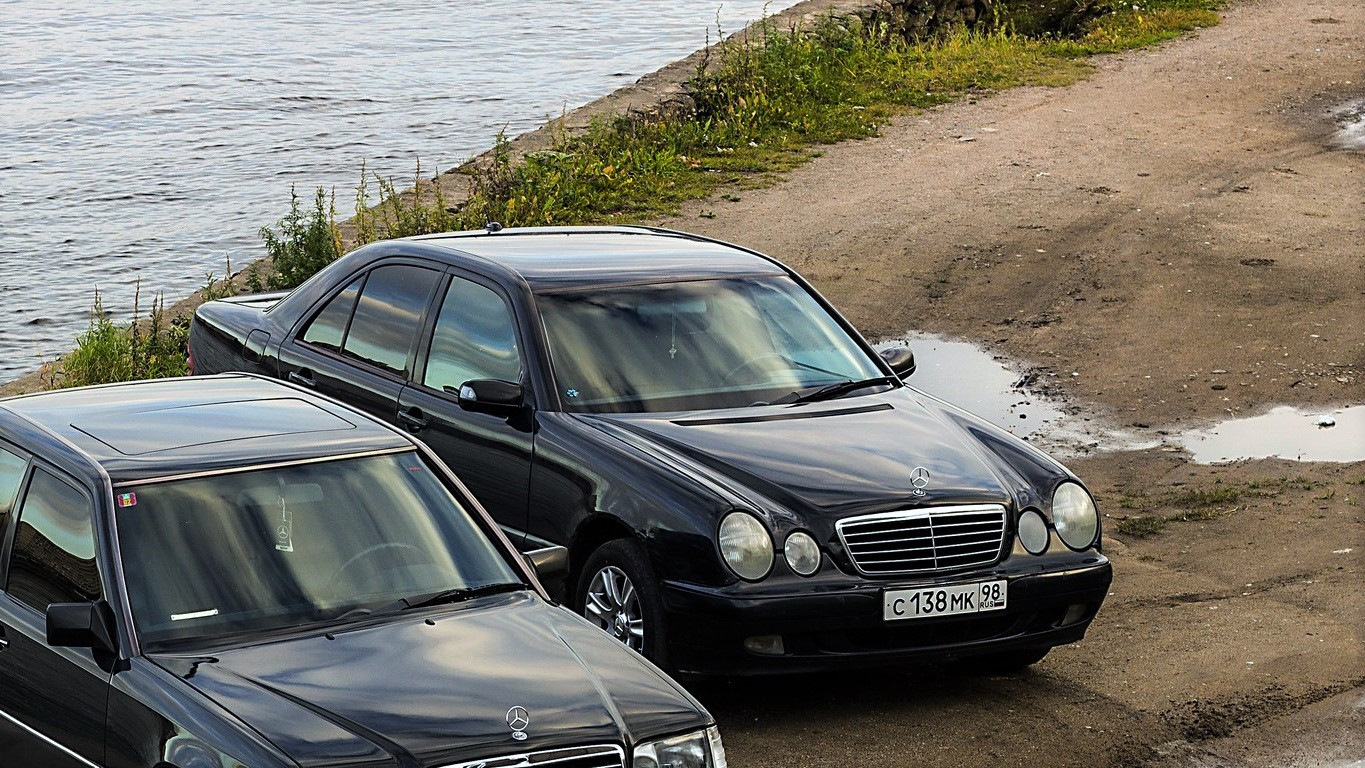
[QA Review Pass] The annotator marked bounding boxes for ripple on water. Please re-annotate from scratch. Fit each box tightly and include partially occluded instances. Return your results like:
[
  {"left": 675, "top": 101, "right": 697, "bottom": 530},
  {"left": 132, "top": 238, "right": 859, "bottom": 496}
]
[{"left": 0, "top": 0, "right": 797, "bottom": 382}]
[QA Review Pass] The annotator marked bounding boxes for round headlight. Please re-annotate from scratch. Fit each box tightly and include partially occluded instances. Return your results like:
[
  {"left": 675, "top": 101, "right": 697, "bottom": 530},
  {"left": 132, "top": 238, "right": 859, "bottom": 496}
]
[
  {"left": 783, "top": 531, "right": 821, "bottom": 576},
  {"left": 1017, "top": 509, "right": 1049, "bottom": 554},
  {"left": 719, "top": 512, "right": 773, "bottom": 581},
  {"left": 1052, "top": 482, "right": 1099, "bottom": 551}
]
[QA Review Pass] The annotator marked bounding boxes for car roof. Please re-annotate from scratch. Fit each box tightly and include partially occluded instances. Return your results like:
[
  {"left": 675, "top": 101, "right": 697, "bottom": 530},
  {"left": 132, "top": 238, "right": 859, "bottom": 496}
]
[
  {"left": 405, "top": 226, "right": 787, "bottom": 292},
  {"left": 0, "top": 374, "right": 412, "bottom": 484}
]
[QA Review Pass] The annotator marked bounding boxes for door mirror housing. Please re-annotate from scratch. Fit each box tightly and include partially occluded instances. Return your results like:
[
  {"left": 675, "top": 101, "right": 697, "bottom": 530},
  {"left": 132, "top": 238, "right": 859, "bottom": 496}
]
[
  {"left": 46, "top": 601, "right": 117, "bottom": 653},
  {"left": 879, "top": 345, "right": 916, "bottom": 378},
  {"left": 523, "top": 545, "right": 570, "bottom": 580},
  {"left": 453, "top": 379, "right": 524, "bottom": 414}
]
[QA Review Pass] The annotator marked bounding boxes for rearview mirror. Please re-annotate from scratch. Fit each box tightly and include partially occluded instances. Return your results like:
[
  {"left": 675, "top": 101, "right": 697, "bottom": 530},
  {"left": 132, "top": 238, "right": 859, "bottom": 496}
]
[
  {"left": 452, "top": 379, "right": 524, "bottom": 414},
  {"left": 46, "top": 601, "right": 118, "bottom": 653},
  {"left": 879, "top": 345, "right": 916, "bottom": 378}
]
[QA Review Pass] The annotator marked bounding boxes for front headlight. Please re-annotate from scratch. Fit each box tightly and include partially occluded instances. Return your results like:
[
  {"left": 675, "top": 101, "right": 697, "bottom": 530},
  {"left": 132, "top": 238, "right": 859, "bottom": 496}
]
[
  {"left": 633, "top": 726, "right": 727, "bottom": 768},
  {"left": 1052, "top": 482, "right": 1099, "bottom": 551},
  {"left": 718, "top": 512, "right": 773, "bottom": 581}
]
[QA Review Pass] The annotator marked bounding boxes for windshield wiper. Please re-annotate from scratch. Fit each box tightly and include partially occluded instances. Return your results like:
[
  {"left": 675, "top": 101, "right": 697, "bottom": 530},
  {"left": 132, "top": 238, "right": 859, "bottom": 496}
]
[
  {"left": 400, "top": 581, "right": 527, "bottom": 611},
  {"left": 768, "top": 375, "right": 898, "bottom": 406}
]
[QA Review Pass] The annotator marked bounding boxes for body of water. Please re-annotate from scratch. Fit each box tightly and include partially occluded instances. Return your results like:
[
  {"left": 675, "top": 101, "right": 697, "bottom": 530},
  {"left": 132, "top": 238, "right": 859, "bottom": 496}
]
[{"left": 0, "top": 0, "right": 794, "bottom": 380}]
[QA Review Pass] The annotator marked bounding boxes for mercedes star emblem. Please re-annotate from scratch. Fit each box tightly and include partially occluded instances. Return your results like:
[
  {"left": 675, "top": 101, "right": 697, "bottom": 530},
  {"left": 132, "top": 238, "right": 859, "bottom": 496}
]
[
  {"left": 506, "top": 706, "right": 530, "bottom": 740},
  {"left": 910, "top": 466, "right": 931, "bottom": 492}
]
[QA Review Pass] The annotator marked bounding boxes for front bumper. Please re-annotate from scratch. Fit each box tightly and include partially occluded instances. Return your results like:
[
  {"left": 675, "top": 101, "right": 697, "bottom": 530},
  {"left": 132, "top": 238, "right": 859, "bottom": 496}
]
[{"left": 661, "top": 555, "right": 1112, "bottom": 676}]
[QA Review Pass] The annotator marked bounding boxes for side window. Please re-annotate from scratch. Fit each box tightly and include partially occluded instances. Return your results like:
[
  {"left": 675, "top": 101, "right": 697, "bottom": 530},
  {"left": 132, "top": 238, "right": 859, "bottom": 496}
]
[
  {"left": 0, "top": 446, "right": 27, "bottom": 535},
  {"left": 301, "top": 274, "right": 365, "bottom": 351},
  {"left": 423, "top": 277, "right": 522, "bottom": 390},
  {"left": 6, "top": 469, "right": 101, "bottom": 612},
  {"left": 342, "top": 265, "right": 440, "bottom": 376}
]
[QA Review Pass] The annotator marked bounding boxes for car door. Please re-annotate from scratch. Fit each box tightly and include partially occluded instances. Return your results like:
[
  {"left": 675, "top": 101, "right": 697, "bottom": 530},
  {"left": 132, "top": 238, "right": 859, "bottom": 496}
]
[
  {"left": 397, "top": 272, "right": 533, "bottom": 545},
  {"left": 0, "top": 458, "right": 110, "bottom": 766},
  {"left": 277, "top": 260, "right": 443, "bottom": 426}
]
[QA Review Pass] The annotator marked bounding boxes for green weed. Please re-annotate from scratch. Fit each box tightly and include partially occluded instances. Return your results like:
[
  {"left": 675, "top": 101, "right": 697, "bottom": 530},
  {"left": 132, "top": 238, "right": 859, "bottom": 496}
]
[
  {"left": 58, "top": 285, "right": 187, "bottom": 388},
  {"left": 258, "top": 186, "right": 343, "bottom": 290}
]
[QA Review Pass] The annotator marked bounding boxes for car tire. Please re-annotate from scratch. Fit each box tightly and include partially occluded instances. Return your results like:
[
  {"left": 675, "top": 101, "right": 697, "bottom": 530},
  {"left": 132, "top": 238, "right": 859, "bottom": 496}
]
[
  {"left": 575, "top": 538, "right": 669, "bottom": 669},
  {"left": 971, "top": 647, "right": 1050, "bottom": 674}
]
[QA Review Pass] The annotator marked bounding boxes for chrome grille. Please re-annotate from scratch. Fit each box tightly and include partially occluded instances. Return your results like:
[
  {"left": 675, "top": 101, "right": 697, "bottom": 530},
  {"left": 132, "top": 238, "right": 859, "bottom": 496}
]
[
  {"left": 442, "top": 744, "right": 624, "bottom": 768},
  {"left": 836, "top": 504, "right": 1008, "bottom": 576}
]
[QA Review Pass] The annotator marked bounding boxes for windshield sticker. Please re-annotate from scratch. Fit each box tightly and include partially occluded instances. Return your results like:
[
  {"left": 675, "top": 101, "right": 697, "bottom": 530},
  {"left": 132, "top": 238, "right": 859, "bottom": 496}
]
[
  {"left": 275, "top": 494, "right": 293, "bottom": 553},
  {"left": 566, "top": 388, "right": 580, "bottom": 398},
  {"left": 116, "top": 492, "right": 137, "bottom": 508},
  {"left": 170, "top": 608, "right": 219, "bottom": 622}
]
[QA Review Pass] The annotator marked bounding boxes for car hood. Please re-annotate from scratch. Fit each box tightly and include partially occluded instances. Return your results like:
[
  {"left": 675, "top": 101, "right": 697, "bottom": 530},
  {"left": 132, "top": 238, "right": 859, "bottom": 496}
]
[
  {"left": 151, "top": 593, "right": 706, "bottom": 768},
  {"left": 582, "top": 389, "right": 1021, "bottom": 519}
]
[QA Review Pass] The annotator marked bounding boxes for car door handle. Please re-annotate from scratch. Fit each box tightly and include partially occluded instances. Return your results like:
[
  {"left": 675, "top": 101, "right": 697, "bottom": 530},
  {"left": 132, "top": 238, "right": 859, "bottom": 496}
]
[
  {"left": 0, "top": 627, "right": 8, "bottom": 651},
  {"left": 287, "top": 369, "right": 316, "bottom": 388},
  {"left": 398, "top": 409, "right": 429, "bottom": 432}
]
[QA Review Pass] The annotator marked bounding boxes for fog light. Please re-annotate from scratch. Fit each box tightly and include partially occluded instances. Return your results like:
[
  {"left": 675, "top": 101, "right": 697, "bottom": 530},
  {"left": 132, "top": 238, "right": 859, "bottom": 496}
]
[
  {"left": 743, "top": 635, "right": 785, "bottom": 656},
  {"left": 1061, "top": 603, "right": 1090, "bottom": 626}
]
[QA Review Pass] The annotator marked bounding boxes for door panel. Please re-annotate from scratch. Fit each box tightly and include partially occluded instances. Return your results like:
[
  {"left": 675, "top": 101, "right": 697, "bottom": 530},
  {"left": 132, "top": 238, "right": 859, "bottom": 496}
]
[
  {"left": 0, "top": 468, "right": 109, "bottom": 766},
  {"left": 396, "top": 385, "right": 533, "bottom": 544},
  {"left": 278, "top": 263, "right": 441, "bottom": 426},
  {"left": 399, "top": 274, "right": 533, "bottom": 543},
  {"left": 0, "top": 600, "right": 108, "bottom": 768}
]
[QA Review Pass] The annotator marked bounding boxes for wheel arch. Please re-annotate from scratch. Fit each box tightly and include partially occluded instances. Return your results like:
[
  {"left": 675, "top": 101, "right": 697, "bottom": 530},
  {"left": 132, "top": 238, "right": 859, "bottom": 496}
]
[{"left": 568, "top": 514, "right": 638, "bottom": 595}]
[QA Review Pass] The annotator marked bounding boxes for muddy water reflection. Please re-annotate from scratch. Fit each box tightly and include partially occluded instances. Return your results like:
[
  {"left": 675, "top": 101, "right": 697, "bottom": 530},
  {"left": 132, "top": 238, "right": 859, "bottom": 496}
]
[
  {"left": 1178, "top": 405, "right": 1365, "bottom": 464},
  {"left": 1333, "top": 99, "right": 1365, "bottom": 150},
  {"left": 879, "top": 335, "right": 1065, "bottom": 439}
]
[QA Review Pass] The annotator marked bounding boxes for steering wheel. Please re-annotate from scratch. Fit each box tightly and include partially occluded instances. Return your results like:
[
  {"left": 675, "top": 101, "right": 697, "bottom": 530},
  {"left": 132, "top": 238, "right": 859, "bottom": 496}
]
[
  {"left": 720, "top": 352, "right": 793, "bottom": 386},
  {"left": 329, "top": 542, "right": 425, "bottom": 587}
]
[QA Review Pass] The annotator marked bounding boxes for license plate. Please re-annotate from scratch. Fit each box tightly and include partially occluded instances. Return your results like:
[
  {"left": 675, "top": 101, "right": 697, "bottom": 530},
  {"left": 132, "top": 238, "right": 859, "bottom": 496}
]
[{"left": 883, "top": 580, "right": 1007, "bottom": 621}]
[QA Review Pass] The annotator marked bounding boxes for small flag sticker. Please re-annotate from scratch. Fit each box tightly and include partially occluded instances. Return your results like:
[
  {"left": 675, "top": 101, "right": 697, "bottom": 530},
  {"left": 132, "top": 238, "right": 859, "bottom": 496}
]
[{"left": 116, "top": 492, "right": 137, "bottom": 508}]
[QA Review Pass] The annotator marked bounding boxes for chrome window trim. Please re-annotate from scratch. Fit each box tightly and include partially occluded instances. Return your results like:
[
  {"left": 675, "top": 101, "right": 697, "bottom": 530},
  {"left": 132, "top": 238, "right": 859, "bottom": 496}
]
[
  {"left": 0, "top": 705, "right": 101, "bottom": 767},
  {"left": 439, "top": 743, "right": 625, "bottom": 768},
  {"left": 835, "top": 503, "right": 1008, "bottom": 577}
]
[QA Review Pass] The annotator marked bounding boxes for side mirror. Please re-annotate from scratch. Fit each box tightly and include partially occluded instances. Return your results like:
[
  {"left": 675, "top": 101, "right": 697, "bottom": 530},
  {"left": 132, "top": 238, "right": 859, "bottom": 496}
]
[
  {"left": 46, "top": 601, "right": 117, "bottom": 653},
  {"left": 879, "top": 345, "right": 916, "bottom": 378},
  {"left": 452, "top": 379, "right": 524, "bottom": 414},
  {"left": 522, "top": 545, "right": 570, "bottom": 581}
]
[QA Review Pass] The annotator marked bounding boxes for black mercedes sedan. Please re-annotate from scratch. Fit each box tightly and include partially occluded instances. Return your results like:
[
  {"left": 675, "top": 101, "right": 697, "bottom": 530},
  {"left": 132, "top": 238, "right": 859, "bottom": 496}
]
[
  {"left": 190, "top": 226, "right": 1113, "bottom": 675},
  {"left": 0, "top": 375, "right": 723, "bottom": 768}
]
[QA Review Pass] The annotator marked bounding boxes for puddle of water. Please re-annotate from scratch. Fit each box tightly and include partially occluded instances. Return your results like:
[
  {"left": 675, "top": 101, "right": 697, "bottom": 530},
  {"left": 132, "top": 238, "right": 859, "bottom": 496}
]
[
  {"left": 878, "top": 335, "right": 1065, "bottom": 439},
  {"left": 1332, "top": 99, "right": 1365, "bottom": 150},
  {"left": 876, "top": 333, "right": 1153, "bottom": 457},
  {"left": 1177, "top": 405, "right": 1365, "bottom": 464}
]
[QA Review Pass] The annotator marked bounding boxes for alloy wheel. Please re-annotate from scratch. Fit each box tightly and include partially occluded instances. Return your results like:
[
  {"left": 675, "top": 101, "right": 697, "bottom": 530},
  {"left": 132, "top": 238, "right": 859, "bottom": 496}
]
[{"left": 584, "top": 565, "right": 645, "bottom": 652}]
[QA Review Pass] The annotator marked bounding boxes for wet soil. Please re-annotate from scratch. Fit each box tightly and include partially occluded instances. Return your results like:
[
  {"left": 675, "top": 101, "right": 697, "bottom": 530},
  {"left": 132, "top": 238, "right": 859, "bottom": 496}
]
[{"left": 664, "top": 0, "right": 1364, "bottom": 765}]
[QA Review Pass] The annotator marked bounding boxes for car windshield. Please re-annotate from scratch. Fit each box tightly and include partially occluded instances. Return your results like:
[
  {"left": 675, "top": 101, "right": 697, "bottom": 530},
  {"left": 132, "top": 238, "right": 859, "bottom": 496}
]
[
  {"left": 114, "top": 452, "right": 522, "bottom": 650},
  {"left": 538, "top": 276, "right": 886, "bottom": 413}
]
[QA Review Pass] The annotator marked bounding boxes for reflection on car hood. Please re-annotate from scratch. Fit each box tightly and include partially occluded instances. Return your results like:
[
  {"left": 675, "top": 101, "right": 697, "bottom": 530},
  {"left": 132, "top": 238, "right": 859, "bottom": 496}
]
[
  {"left": 586, "top": 389, "right": 1019, "bottom": 517},
  {"left": 152, "top": 593, "right": 706, "bottom": 767}
]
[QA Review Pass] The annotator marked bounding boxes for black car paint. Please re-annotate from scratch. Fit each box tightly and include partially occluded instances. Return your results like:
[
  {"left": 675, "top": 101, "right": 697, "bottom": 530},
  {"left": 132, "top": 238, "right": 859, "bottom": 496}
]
[
  {"left": 0, "top": 375, "right": 711, "bottom": 767},
  {"left": 190, "top": 226, "right": 1113, "bottom": 674}
]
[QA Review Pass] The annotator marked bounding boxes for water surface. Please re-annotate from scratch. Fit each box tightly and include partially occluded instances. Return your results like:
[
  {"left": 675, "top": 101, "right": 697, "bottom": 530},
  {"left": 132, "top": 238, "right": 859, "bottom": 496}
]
[{"left": 0, "top": 0, "right": 793, "bottom": 379}]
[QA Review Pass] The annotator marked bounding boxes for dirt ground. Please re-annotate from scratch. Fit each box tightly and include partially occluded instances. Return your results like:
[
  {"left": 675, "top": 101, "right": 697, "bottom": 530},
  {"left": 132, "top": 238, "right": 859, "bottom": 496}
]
[{"left": 661, "top": 0, "right": 1364, "bottom": 765}]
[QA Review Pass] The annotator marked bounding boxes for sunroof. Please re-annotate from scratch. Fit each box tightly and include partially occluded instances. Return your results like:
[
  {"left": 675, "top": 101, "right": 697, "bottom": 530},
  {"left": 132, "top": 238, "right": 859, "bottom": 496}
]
[{"left": 72, "top": 398, "right": 357, "bottom": 456}]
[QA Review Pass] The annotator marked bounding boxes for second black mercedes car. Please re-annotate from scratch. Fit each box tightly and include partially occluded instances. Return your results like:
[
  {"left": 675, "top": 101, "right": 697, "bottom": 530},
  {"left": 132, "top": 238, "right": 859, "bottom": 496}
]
[
  {"left": 0, "top": 375, "right": 723, "bottom": 768},
  {"left": 190, "top": 226, "right": 1113, "bottom": 675}
]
